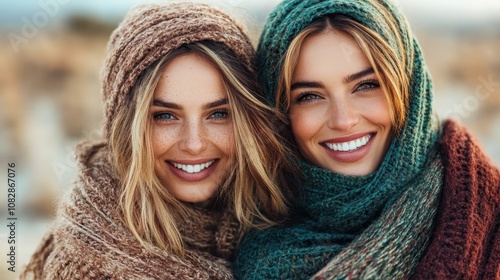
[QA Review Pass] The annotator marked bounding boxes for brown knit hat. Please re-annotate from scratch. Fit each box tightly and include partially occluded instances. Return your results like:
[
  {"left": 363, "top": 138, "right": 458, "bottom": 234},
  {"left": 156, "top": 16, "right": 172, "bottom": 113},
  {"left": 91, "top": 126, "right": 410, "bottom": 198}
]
[{"left": 101, "top": 2, "right": 255, "bottom": 136}]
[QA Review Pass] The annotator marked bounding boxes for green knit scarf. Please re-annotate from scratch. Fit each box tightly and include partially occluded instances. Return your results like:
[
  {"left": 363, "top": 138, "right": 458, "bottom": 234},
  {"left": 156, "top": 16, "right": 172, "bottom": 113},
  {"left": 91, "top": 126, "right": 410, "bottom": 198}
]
[
  {"left": 234, "top": 150, "right": 443, "bottom": 279},
  {"left": 233, "top": 0, "right": 443, "bottom": 279}
]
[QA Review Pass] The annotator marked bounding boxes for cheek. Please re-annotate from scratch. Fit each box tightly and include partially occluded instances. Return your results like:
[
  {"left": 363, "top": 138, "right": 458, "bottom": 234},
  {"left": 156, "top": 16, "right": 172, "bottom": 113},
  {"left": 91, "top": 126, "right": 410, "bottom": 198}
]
[
  {"left": 151, "top": 125, "right": 177, "bottom": 156},
  {"left": 209, "top": 124, "right": 235, "bottom": 157},
  {"left": 359, "top": 97, "right": 392, "bottom": 128},
  {"left": 289, "top": 106, "right": 325, "bottom": 144}
]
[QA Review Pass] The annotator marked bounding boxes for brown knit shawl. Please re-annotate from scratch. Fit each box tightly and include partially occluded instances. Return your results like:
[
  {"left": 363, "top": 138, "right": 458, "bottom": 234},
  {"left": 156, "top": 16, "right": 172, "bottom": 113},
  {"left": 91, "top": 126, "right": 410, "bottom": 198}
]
[
  {"left": 412, "top": 119, "right": 500, "bottom": 279},
  {"left": 21, "top": 141, "right": 240, "bottom": 279}
]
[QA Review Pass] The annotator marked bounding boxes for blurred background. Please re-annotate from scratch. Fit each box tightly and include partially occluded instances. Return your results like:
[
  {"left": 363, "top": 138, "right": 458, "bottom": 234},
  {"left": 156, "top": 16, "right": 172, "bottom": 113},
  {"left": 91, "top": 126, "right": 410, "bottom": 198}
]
[{"left": 0, "top": 0, "right": 499, "bottom": 278}]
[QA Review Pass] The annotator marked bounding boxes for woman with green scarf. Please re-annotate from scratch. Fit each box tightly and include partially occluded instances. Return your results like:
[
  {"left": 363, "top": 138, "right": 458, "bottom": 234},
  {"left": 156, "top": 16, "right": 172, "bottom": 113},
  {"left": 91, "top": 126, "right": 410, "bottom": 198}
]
[{"left": 233, "top": 0, "right": 500, "bottom": 279}]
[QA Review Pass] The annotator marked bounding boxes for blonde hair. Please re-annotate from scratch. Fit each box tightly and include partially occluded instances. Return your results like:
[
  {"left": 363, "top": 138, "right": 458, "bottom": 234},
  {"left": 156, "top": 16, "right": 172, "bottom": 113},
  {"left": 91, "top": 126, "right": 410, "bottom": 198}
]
[
  {"left": 110, "top": 41, "right": 292, "bottom": 256},
  {"left": 277, "top": 13, "right": 411, "bottom": 133}
]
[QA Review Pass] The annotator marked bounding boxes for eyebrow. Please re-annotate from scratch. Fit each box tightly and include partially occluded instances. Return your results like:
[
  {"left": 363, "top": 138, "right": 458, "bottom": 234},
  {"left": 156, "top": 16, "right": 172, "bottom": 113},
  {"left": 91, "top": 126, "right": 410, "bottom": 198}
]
[
  {"left": 152, "top": 99, "right": 182, "bottom": 109},
  {"left": 202, "top": 98, "right": 228, "bottom": 110},
  {"left": 152, "top": 97, "right": 228, "bottom": 110},
  {"left": 291, "top": 81, "right": 325, "bottom": 91},
  {"left": 291, "top": 67, "right": 375, "bottom": 91},
  {"left": 343, "top": 67, "right": 374, "bottom": 83}
]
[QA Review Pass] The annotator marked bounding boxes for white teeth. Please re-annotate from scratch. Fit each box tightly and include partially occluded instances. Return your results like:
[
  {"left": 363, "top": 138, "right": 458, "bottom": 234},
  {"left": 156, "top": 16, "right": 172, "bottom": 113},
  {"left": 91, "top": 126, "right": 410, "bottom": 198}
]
[
  {"left": 342, "top": 143, "right": 349, "bottom": 151},
  {"left": 193, "top": 165, "right": 201, "bottom": 173},
  {"left": 349, "top": 141, "right": 356, "bottom": 150},
  {"left": 171, "top": 160, "right": 215, "bottom": 174},
  {"left": 325, "top": 134, "right": 372, "bottom": 152}
]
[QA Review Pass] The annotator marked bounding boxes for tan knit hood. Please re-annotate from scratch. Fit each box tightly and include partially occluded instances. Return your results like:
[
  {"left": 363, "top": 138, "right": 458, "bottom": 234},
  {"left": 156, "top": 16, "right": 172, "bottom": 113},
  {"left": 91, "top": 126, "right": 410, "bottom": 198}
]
[{"left": 101, "top": 1, "right": 255, "bottom": 136}]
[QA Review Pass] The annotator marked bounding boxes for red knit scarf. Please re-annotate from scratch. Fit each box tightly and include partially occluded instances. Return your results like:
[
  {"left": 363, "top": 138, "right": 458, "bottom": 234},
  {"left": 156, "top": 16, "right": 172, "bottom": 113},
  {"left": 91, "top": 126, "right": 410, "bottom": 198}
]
[{"left": 412, "top": 119, "right": 500, "bottom": 279}]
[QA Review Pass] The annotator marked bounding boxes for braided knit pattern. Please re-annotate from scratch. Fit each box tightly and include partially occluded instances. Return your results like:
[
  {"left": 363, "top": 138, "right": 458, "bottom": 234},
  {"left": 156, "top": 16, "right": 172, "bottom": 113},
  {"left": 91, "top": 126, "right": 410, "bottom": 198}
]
[
  {"left": 21, "top": 141, "right": 240, "bottom": 279},
  {"left": 101, "top": 2, "right": 255, "bottom": 137}
]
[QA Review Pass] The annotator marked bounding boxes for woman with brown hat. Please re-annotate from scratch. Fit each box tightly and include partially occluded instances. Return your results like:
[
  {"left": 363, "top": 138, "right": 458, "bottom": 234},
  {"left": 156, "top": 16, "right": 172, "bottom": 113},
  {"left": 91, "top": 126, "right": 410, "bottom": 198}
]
[{"left": 21, "top": 2, "right": 292, "bottom": 279}]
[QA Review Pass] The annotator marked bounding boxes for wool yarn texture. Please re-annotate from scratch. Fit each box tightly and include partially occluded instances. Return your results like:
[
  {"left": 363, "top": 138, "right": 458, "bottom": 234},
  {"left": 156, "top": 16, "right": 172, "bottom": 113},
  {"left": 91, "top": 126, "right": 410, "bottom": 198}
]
[
  {"left": 101, "top": 1, "right": 255, "bottom": 137},
  {"left": 234, "top": 0, "right": 443, "bottom": 278},
  {"left": 21, "top": 2, "right": 256, "bottom": 279},
  {"left": 234, "top": 0, "right": 500, "bottom": 279},
  {"left": 22, "top": 141, "right": 239, "bottom": 279},
  {"left": 411, "top": 120, "right": 500, "bottom": 279}
]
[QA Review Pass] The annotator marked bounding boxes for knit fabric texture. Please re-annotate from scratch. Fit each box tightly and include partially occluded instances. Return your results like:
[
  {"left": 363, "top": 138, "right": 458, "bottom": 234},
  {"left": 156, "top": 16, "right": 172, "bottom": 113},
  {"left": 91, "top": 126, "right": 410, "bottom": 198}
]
[
  {"left": 411, "top": 119, "right": 500, "bottom": 279},
  {"left": 257, "top": 0, "right": 440, "bottom": 230},
  {"left": 234, "top": 0, "right": 443, "bottom": 278},
  {"left": 101, "top": 1, "right": 255, "bottom": 136},
  {"left": 234, "top": 0, "right": 500, "bottom": 278},
  {"left": 21, "top": 141, "right": 240, "bottom": 279},
  {"left": 235, "top": 150, "right": 443, "bottom": 279},
  {"left": 20, "top": 2, "right": 256, "bottom": 279}
]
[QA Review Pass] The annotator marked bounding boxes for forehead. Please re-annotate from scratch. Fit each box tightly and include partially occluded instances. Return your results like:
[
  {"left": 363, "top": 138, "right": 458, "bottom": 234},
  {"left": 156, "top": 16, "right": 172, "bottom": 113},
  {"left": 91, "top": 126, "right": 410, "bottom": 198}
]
[
  {"left": 293, "top": 30, "right": 370, "bottom": 80},
  {"left": 154, "top": 53, "right": 226, "bottom": 102}
]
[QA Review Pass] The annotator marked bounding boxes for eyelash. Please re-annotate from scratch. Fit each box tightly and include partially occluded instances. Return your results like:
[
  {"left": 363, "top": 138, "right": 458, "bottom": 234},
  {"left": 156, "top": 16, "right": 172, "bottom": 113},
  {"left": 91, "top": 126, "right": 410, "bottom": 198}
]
[
  {"left": 152, "top": 109, "right": 229, "bottom": 121},
  {"left": 294, "top": 92, "right": 321, "bottom": 104},
  {"left": 355, "top": 79, "right": 380, "bottom": 92},
  {"left": 153, "top": 112, "right": 176, "bottom": 121},
  {"left": 209, "top": 109, "right": 229, "bottom": 120},
  {"left": 293, "top": 79, "right": 380, "bottom": 104}
]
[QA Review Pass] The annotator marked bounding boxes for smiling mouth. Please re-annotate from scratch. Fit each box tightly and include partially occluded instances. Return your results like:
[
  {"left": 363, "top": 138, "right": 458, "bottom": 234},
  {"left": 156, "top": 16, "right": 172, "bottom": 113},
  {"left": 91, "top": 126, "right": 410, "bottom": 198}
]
[
  {"left": 324, "top": 133, "right": 373, "bottom": 152},
  {"left": 169, "top": 160, "right": 215, "bottom": 174}
]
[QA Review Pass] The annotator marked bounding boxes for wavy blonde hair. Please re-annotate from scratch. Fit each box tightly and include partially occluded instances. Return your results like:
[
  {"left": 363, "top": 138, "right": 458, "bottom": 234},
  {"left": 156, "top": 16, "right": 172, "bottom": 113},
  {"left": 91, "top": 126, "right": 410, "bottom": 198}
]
[
  {"left": 277, "top": 13, "right": 411, "bottom": 133},
  {"left": 110, "top": 41, "right": 292, "bottom": 256}
]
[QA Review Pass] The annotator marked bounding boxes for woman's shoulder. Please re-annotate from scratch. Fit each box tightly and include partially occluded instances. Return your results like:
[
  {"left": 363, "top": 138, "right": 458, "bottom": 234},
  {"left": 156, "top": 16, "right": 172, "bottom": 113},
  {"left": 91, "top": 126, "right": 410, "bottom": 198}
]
[
  {"left": 437, "top": 118, "right": 500, "bottom": 220},
  {"left": 22, "top": 212, "right": 236, "bottom": 280},
  {"left": 70, "top": 139, "right": 121, "bottom": 215},
  {"left": 438, "top": 119, "right": 500, "bottom": 185},
  {"left": 412, "top": 118, "right": 500, "bottom": 279}
]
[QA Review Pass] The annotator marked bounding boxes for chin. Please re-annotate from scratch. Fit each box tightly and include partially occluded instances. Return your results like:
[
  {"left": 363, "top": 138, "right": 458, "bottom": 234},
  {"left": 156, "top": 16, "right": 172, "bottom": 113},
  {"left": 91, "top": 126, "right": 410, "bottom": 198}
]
[{"left": 177, "top": 191, "right": 217, "bottom": 204}]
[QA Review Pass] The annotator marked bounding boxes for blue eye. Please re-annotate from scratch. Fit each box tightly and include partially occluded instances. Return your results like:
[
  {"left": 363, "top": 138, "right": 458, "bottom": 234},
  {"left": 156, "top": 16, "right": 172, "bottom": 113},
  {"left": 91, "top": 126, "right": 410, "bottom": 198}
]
[
  {"left": 295, "top": 92, "right": 321, "bottom": 104},
  {"left": 356, "top": 80, "right": 380, "bottom": 92},
  {"left": 153, "top": 112, "right": 176, "bottom": 120},
  {"left": 209, "top": 110, "right": 228, "bottom": 120}
]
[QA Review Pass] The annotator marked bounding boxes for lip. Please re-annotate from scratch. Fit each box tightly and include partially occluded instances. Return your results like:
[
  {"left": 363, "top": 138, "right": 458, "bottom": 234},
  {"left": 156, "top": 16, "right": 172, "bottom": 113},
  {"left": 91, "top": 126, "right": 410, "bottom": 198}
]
[
  {"left": 169, "top": 158, "right": 215, "bottom": 165},
  {"left": 322, "top": 133, "right": 376, "bottom": 163},
  {"left": 323, "top": 131, "right": 375, "bottom": 144},
  {"left": 167, "top": 159, "right": 219, "bottom": 182}
]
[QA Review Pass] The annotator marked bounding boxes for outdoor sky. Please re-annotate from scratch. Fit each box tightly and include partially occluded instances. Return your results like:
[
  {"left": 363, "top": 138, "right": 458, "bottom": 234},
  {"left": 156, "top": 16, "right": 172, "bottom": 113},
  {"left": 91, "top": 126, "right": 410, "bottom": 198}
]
[{"left": 1, "top": 0, "right": 500, "bottom": 26}]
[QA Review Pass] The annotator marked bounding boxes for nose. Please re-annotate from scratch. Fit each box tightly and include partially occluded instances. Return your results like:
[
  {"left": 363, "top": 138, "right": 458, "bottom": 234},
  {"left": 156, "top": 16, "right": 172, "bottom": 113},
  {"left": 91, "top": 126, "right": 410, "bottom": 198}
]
[
  {"left": 179, "top": 120, "right": 207, "bottom": 155},
  {"left": 326, "top": 99, "right": 359, "bottom": 131}
]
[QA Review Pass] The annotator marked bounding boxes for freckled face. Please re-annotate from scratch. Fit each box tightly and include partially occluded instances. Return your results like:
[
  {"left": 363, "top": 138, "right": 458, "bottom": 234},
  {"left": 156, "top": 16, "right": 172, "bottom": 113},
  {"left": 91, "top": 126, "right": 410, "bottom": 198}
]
[
  {"left": 150, "top": 53, "right": 235, "bottom": 203},
  {"left": 288, "top": 30, "right": 393, "bottom": 176}
]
